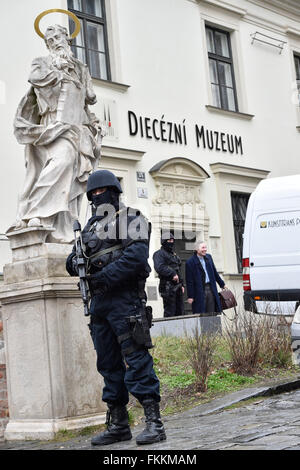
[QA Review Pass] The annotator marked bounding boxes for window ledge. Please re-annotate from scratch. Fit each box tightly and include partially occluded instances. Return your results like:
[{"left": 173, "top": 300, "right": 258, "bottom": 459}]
[
  {"left": 223, "top": 273, "right": 243, "bottom": 280},
  {"left": 210, "top": 162, "right": 270, "bottom": 180},
  {"left": 206, "top": 105, "right": 255, "bottom": 120},
  {"left": 92, "top": 78, "right": 130, "bottom": 93},
  {"left": 101, "top": 145, "right": 145, "bottom": 161}
]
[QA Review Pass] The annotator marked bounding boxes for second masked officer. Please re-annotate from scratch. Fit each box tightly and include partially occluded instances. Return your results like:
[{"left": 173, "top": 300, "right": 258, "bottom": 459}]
[
  {"left": 153, "top": 232, "right": 185, "bottom": 317},
  {"left": 66, "top": 170, "right": 166, "bottom": 446}
]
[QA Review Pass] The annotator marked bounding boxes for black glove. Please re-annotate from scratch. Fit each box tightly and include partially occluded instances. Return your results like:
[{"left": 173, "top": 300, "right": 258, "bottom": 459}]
[
  {"left": 71, "top": 256, "right": 79, "bottom": 275},
  {"left": 66, "top": 252, "right": 78, "bottom": 276}
]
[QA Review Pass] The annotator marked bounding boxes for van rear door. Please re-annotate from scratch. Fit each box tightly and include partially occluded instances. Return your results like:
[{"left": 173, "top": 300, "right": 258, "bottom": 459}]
[
  {"left": 243, "top": 175, "right": 300, "bottom": 314},
  {"left": 250, "top": 210, "right": 300, "bottom": 291}
]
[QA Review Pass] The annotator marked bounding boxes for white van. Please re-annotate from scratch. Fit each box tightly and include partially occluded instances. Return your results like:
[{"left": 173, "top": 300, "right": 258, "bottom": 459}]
[{"left": 242, "top": 174, "right": 300, "bottom": 315}]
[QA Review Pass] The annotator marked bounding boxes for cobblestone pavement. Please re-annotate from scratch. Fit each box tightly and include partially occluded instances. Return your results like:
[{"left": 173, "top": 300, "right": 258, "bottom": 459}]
[{"left": 1, "top": 383, "right": 300, "bottom": 451}]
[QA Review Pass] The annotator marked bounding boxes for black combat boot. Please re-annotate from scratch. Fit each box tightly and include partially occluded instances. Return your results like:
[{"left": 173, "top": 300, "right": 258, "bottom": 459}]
[
  {"left": 136, "top": 399, "right": 166, "bottom": 445},
  {"left": 91, "top": 403, "right": 132, "bottom": 446}
]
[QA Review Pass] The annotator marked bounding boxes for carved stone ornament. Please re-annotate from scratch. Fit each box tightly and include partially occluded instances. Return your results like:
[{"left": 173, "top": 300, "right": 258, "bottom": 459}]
[{"left": 149, "top": 157, "right": 209, "bottom": 206}]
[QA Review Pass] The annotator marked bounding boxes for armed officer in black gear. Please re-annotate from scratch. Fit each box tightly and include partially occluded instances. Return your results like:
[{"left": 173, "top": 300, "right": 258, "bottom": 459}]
[
  {"left": 66, "top": 170, "right": 166, "bottom": 446},
  {"left": 153, "top": 232, "right": 185, "bottom": 318}
]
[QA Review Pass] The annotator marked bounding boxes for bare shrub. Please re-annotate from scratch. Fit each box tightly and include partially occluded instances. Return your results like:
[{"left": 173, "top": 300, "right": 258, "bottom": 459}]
[
  {"left": 223, "top": 308, "right": 293, "bottom": 374},
  {"left": 259, "top": 315, "right": 292, "bottom": 368},
  {"left": 222, "top": 310, "right": 264, "bottom": 375},
  {"left": 184, "top": 324, "right": 217, "bottom": 392}
]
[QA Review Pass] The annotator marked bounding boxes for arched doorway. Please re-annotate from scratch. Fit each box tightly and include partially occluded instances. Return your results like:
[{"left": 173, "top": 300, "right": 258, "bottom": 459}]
[{"left": 149, "top": 157, "right": 210, "bottom": 314}]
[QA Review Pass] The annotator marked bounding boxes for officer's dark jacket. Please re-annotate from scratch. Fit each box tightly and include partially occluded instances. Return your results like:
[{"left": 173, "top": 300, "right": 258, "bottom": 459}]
[
  {"left": 153, "top": 246, "right": 183, "bottom": 293},
  {"left": 66, "top": 205, "right": 151, "bottom": 293}
]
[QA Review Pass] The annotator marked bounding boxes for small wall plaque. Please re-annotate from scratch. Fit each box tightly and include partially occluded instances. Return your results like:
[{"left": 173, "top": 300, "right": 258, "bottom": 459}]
[
  {"left": 137, "top": 187, "right": 148, "bottom": 198},
  {"left": 147, "top": 286, "right": 158, "bottom": 301},
  {"left": 137, "top": 171, "right": 146, "bottom": 182}
]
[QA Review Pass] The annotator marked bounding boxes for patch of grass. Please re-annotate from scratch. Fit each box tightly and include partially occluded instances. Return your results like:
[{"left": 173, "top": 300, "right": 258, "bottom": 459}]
[
  {"left": 128, "top": 403, "right": 144, "bottom": 426},
  {"left": 53, "top": 429, "right": 75, "bottom": 442},
  {"left": 148, "top": 334, "right": 299, "bottom": 417},
  {"left": 223, "top": 396, "right": 268, "bottom": 411},
  {"left": 152, "top": 336, "right": 196, "bottom": 390},
  {"left": 161, "top": 369, "right": 196, "bottom": 389},
  {"left": 51, "top": 424, "right": 105, "bottom": 442},
  {"left": 153, "top": 336, "right": 189, "bottom": 368},
  {"left": 207, "top": 369, "right": 256, "bottom": 393},
  {"left": 212, "top": 337, "right": 232, "bottom": 364}
]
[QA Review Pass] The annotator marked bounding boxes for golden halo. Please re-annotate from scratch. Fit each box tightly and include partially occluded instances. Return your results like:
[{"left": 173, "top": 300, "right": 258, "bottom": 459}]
[{"left": 34, "top": 9, "right": 81, "bottom": 40}]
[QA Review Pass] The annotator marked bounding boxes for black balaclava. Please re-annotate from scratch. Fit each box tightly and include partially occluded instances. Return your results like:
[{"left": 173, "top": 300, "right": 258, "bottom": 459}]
[
  {"left": 91, "top": 188, "right": 120, "bottom": 212},
  {"left": 161, "top": 232, "right": 175, "bottom": 253}
]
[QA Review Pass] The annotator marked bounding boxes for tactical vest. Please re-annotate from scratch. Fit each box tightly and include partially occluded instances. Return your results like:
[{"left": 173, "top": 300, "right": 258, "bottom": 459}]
[{"left": 81, "top": 206, "right": 151, "bottom": 278}]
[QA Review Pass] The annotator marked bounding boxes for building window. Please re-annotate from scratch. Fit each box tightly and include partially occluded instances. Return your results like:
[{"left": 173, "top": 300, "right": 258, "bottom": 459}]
[
  {"left": 294, "top": 54, "right": 300, "bottom": 105},
  {"left": 206, "top": 25, "right": 238, "bottom": 112},
  {"left": 67, "top": 0, "right": 111, "bottom": 80},
  {"left": 231, "top": 192, "right": 250, "bottom": 273}
]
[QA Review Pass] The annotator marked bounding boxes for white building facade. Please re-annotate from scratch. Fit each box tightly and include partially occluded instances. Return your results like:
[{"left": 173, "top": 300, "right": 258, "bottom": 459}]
[{"left": 1, "top": 0, "right": 300, "bottom": 317}]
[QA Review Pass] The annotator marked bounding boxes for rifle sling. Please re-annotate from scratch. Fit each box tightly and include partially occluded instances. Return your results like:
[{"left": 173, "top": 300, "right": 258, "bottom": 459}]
[
  {"left": 87, "top": 238, "right": 146, "bottom": 263},
  {"left": 88, "top": 243, "right": 123, "bottom": 261}
]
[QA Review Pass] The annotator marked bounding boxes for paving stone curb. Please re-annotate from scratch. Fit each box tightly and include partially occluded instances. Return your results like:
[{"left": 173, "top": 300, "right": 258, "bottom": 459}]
[{"left": 180, "top": 376, "right": 300, "bottom": 418}]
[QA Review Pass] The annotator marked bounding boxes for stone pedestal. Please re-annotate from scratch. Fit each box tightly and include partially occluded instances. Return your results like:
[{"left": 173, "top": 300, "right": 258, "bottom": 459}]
[{"left": 0, "top": 228, "right": 106, "bottom": 440}]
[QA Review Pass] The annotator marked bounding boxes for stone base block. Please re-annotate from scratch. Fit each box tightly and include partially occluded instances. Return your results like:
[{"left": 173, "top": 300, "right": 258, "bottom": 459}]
[
  {"left": 4, "top": 413, "right": 106, "bottom": 441},
  {"left": 4, "top": 227, "right": 72, "bottom": 283},
  {"left": 3, "top": 243, "right": 71, "bottom": 284},
  {"left": 1, "top": 229, "right": 107, "bottom": 440},
  {"left": 0, "top": 275, "right": 106, "bottom": 441}
]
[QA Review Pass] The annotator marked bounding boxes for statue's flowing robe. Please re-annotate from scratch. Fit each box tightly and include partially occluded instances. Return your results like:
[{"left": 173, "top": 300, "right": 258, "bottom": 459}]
[{"left": 13, "top": 55, "right": 100, "bottom": 242}]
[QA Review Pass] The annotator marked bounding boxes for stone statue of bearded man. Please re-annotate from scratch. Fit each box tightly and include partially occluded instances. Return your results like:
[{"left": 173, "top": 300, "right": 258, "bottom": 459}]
[{"left": 12, "top": 24, "right": 102, "bottom": 243}]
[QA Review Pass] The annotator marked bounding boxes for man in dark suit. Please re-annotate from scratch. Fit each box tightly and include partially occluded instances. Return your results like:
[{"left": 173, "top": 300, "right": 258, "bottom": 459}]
[{"left": 185, "top": 241, "right": 226, "bottom": 315}]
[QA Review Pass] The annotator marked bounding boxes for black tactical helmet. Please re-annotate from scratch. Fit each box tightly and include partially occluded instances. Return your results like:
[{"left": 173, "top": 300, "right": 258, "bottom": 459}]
[
  {"left": 86, "top": 170, "right": 123, "bottom": 200},
  {"left": 161, "top": 231, "right": 175, "bottom": 243}
]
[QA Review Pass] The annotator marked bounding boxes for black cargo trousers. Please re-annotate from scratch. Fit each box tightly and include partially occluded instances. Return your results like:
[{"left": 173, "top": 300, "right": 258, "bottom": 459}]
[
  {"left": 161, "top": 284, "right": 184, "bottom": 318},
  {"left": 89, "top": 285, "right": 160, "bottom": 406}
]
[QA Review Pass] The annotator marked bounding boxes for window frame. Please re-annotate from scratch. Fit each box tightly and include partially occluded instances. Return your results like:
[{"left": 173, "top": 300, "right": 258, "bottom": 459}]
[
  {"left": 206, "top": 25, "right": 238, "bottom": 112},
  {"left": 294, "top": 54, "right": 300, "bottom": 107},
  {"left": 230, "top": 191, "right": 250, "bottom": 273},
  {"left": 68, "top": 0, "right": 111, "bottom": 81},
  {"left": 294, "top": 54, "right": 300, "bottom": 81}
]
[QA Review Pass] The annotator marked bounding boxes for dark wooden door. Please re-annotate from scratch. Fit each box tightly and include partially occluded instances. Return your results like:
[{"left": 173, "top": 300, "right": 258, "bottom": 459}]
[{"left": 173, "top": 232, "right": 196, "bottom": 315}]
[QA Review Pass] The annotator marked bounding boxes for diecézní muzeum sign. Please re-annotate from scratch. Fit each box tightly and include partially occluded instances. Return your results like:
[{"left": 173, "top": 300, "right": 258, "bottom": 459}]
[{"left": 128, "top": 110, "right": 243, "bottom": 155}]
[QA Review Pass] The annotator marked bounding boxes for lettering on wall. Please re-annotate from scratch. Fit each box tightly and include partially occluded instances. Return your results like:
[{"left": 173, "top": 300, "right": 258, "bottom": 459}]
[
  {"left": 195, "top": 125, "right": 243, "bottom": 155},
  {"left": 128, "top": 111, "right": 187, "bottom": 145},
  {"left": 128, "top": 110, "right": 244, "bottom": 155}
]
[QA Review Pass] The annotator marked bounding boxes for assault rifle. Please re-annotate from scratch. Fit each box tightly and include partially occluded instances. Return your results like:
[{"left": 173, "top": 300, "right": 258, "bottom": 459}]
[
  {"left": 73, "top": 220, "right": 90, "bottom": 316},
  {"left": 161, "top": 279, "right": 183, "bottom": 299}
]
